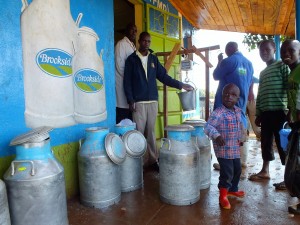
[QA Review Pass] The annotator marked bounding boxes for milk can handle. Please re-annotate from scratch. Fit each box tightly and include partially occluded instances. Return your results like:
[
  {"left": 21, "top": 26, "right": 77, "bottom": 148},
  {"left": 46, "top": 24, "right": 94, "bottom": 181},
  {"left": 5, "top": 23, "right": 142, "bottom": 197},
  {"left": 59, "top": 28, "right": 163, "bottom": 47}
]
[
  {"left": 79, "top": 138, "right": 85, "bottom": 149},
  {"left": 160, "top": 138, "right": 171, "bottom": 151},
  {"left": 11, "top": 160, "right": 35, "bottom": 176},
  {"left": 21, "top": 0, "right": 28, "bottom": 12},
  {"left": 76, "top": 13, "right": 83, "bottom": 27}
]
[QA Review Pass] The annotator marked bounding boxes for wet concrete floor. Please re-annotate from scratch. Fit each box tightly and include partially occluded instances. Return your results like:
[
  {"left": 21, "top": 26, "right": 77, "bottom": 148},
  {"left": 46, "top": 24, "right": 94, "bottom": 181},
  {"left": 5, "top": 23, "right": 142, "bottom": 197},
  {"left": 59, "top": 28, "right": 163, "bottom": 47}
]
[{"left": 67, "top": 138, "right": 300, "bottom": 225}]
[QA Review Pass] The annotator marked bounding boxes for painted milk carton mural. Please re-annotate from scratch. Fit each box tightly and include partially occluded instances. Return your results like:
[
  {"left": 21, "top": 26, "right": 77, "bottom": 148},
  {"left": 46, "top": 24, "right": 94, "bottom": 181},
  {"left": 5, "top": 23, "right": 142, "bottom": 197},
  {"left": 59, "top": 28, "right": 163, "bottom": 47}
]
[
  {"left": 20, "top": 0, "right": 106, "bottom": 128},
  {"left": 72, "top": 27, "right": 107, "bottom": 123},
  {"left": 20, "top": 0, "right": 79, "bottom": 128}
]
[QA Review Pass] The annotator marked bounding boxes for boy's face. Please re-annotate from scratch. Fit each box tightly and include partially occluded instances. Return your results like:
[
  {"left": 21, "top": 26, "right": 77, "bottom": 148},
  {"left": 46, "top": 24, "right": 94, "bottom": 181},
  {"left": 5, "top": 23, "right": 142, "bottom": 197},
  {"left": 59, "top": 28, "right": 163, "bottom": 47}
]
[
  {"left": 138, "top": 34, "right": 151, "bottom": 52},
  {"left": 280, "top": 41, "right": 300, "bottom": 66},
  {"left": 222, "top": 85, "right": 240, "bottom": 109},
  {"left": 259, "top": 42, "right": 275, "bottom": 63}
]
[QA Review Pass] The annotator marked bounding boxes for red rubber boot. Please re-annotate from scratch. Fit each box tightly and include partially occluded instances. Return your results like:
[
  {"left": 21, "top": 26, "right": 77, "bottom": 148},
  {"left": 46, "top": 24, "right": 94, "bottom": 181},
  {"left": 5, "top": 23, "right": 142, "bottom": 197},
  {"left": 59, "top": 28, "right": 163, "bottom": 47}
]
[
  {"left": 219, "top": 188, "right": 231, "bottom": 209},
  {"left": 227, "top": 190, "right": 245, "bottom": 198}
]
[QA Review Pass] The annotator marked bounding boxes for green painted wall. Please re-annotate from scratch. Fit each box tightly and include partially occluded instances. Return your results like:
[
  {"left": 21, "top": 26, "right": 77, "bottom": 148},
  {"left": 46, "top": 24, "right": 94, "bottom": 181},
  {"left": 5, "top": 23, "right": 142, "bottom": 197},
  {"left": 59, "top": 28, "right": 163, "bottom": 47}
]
[{"left": 52, "top": 142, "right": 80, "bottom": 199}]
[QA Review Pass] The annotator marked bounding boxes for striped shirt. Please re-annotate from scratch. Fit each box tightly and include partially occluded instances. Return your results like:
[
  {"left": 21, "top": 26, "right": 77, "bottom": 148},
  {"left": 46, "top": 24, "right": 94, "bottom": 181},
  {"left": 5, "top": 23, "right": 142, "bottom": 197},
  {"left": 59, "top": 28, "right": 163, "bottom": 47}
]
[
  {"left": 204, "top": 105, "right": 242, "bottom": 159},
  {"left": 256, "top": 61, "right": 289, "bottom": 117}
]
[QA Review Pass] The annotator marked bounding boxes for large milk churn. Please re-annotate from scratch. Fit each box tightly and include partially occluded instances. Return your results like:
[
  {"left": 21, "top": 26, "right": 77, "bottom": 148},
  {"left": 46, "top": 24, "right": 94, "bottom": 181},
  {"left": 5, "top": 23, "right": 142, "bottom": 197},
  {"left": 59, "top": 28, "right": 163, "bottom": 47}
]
[
  {"left": 184, "top": 119, "right": 212, "bottom": 190},
  {"left": 78, "top": 127, "right": 126, "bottom": 208},
  {"left": 115, "top": 124, "right": 147, "bottom": 192},
  {"left": 0, "top": 179, "right": 11, "bottom": 225},
  {"left": 21, "top": 0, "right": 81, "bottom": 128},
  {"left": 159, "top": 124, "right": 200, "bottom": 206},
  {"left": 72, "top": 27, "right": 106, "bottom": 124},
  {"left": 3, "top": 127, "right": 68, "bottom": 225}
]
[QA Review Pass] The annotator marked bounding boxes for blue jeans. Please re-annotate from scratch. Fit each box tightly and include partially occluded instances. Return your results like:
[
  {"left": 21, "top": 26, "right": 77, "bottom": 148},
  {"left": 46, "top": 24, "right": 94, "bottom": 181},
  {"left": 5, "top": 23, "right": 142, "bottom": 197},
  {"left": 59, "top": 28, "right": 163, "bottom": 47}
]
[{"left": 217, "top": 158, "right": 241, "bottom": 192}]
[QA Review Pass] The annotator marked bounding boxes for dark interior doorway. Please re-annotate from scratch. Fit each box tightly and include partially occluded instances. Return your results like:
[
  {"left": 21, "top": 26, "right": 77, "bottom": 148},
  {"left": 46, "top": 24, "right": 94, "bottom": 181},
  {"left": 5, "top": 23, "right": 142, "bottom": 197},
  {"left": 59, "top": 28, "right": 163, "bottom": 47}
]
[{"left": 114, "top": 0, "right": 135, "bottom": 46}]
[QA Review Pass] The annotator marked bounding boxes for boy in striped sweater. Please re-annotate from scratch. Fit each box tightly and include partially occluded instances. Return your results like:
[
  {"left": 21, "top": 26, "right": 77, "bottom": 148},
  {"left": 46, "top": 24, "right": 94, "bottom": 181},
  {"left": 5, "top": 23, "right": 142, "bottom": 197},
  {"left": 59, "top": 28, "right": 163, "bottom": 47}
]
[{"left": 248, "top": 40, "right": 289, "bottom": 191}]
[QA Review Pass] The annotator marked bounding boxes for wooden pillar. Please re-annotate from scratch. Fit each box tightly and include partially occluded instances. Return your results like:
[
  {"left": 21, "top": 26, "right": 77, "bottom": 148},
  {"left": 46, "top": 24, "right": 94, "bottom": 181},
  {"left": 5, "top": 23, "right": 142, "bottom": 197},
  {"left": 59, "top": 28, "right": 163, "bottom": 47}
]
[
  {"left": 163, "top": 55, "right": 168, "bottom": 137},
  {"left": 205, "top": 50, "right": 210, "bottom": 121}
]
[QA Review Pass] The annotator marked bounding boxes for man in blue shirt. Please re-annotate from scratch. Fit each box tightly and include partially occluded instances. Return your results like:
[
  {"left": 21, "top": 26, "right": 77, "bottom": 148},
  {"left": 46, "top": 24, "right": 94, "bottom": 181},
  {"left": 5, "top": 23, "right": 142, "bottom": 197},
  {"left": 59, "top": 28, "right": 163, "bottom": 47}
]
[{"left": 213, "top": 42, "right": 254, "bottom": 169}]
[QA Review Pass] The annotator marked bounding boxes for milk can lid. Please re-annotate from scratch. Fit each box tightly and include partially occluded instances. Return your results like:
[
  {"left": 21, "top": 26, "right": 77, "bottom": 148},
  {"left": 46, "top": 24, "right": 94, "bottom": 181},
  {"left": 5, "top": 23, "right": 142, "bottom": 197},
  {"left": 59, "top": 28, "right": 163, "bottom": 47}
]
[
  {"left": 78, "top": 26, "right": 99, "bottom": 41},
  {"left": 105, "top": 133, "right": 126, "bottom": 164},
  {"left": 164, "top": 124, "right": 195, "bottom": 131},
  {"left": 10, "top": 126, "right": 53, "bottom": 146},
  {"left": 122, "top": 130, "right": 147, "bottom": 158},
  {"left": 183, "top": 119, "right": 206, "bottom": 127}
]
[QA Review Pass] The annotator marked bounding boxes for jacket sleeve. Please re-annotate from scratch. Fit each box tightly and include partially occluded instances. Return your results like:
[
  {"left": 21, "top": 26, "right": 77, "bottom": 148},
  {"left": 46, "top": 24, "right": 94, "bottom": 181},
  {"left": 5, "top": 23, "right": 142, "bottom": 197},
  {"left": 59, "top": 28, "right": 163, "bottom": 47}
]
[
  {"left": 123, "top": 56, "right": 134, "bottom": 104},
  {"left": 213, "top": 57, "right": 233, "bottom": 81}
]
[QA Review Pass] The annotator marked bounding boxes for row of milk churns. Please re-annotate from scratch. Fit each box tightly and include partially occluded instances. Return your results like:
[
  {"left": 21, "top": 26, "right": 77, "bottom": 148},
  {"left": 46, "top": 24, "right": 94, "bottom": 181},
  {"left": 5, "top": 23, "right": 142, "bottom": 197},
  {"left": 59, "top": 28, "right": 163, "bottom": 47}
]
[
  {"left": 78, "top": 125, "right": 146, "bottom": 208},
  {"left": 21, "top": 0, "right": 106, "bottom": 128},
  {"left": 159, "top": 120, "right": 211, "bottom": 206},
  {"left": 1, "top": 124, "right": 147, "bottom": 225}
]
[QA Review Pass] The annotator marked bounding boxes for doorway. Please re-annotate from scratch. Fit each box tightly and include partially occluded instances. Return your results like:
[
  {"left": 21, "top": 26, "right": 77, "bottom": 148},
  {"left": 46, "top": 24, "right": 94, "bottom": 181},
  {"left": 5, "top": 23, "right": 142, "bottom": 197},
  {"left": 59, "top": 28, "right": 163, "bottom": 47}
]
[{"left": 114, "top": 0, "right": 135, "bottom": 46}]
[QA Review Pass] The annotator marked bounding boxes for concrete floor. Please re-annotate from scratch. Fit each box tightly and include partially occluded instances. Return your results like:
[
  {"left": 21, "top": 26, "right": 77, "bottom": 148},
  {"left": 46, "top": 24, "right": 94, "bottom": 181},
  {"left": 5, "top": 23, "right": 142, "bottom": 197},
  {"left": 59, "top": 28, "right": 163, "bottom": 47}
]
[{"left": 67, "top": 138, "right": 300, "bottom": 225}]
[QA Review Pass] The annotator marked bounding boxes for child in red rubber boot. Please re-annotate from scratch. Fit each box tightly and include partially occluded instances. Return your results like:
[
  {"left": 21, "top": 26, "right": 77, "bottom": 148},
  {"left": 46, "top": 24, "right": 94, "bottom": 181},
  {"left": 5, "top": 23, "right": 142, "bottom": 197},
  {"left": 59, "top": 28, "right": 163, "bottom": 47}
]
[{"left": 204, "top": 83, "right": 245, "bottom": 209}]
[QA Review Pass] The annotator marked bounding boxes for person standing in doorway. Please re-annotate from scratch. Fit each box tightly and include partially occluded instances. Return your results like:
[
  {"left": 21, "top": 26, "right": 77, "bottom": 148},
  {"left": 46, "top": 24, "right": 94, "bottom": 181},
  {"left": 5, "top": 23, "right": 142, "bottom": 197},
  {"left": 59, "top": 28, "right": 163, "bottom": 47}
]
[
  {"left": 248, "top": 40, "right": 289, "bottom": 191},
  {"left": 115, "top": 23, "right": 137, "bottom": 123},
  {"left": 124, "top": 31, "right": 193, "bottom": 171},
  {"left": 212, "top": 42, "right": 254, "bottom": 169}
]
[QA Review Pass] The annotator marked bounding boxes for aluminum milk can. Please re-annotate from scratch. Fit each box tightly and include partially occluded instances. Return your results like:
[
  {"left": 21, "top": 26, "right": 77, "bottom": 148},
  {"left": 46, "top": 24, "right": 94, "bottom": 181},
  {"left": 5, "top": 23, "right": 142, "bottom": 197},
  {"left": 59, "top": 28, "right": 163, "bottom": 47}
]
[
  {"left": 115, "top": 125, "right": 147, "bottom": 192},
  {"left": 184, "top": 119, "right": 211, "bottom": 190},
  {"left": 72, "top": 27, "right": 106, "bottom": 123},
  {"left": 21, "top": 0, "right": 81, "bottom": 128},
  {"left": 3, "top": 127, "right": 68, "bottom": 225},
  {"left": 0, "top": 179, "right": 11, "bottom": 225},
  {"left": 78, "top": 127, "right": 126, "bottom": 208},
  {"left": 159, "top": 124, "right": 200, "bottom": 206}
]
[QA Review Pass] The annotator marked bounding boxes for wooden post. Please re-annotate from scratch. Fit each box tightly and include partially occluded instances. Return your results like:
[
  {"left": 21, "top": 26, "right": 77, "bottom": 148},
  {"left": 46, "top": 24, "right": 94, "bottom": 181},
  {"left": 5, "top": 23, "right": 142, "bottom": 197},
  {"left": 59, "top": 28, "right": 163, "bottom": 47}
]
[
  {"left": 163, "top": 55, "right": 168, "bottom": 137},
  {"left": 205, "top": 50, "right": 210, "bottom": 121}
]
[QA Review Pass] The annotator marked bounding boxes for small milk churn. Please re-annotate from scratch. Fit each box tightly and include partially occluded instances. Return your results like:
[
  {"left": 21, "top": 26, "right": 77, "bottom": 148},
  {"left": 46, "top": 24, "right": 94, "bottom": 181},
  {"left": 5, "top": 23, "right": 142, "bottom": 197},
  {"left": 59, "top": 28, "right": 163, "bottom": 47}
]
[
  {"left": 159, "top": 124, "right": 200, "bottom": 206},
  {"left": 184, "top": 119, "right": 212, "bottom": 190},
  {"left": 0, "top": 179, "right": 11, "bottom": 225},
  {"left": 115, "top": 125, "right": 147, "bottom": 192},
  {"left": 3, "top": 127, "right": 68, "bottom": 225},
  {"left": 78, "top": 127, "right": 126, "bottom": 208},
  {"left": 72, "top": 27, "right": 106, "bottom": 123}
]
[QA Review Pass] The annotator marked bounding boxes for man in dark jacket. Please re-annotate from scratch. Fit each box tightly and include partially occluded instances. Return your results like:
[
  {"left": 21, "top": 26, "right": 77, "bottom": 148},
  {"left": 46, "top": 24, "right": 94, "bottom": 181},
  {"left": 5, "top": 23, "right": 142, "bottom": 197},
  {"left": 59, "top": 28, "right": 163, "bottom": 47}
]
[{"left": 124, "top": 31, "right": 193, "bottom": 170}]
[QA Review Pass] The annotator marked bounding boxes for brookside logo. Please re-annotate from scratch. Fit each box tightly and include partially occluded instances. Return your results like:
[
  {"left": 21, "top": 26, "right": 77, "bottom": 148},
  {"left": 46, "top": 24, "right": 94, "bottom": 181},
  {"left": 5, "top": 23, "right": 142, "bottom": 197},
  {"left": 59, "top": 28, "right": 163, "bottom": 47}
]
[
  {"left": 74, "top": 69, "right": 104, "bottom": 93},
  {"left": 36, "top": 48, "right": 72, "bottom": 77}
]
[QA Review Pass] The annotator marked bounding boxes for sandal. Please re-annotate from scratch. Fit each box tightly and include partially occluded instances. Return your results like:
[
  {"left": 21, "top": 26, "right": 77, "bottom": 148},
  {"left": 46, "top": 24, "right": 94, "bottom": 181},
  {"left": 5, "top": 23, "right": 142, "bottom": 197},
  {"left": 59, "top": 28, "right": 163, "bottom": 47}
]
[
  {"left": 273, "top": 181, "right": 286, "bottom": 190},
  {"left": 248, "top": 173, "right": 270, "bottom": 181}
]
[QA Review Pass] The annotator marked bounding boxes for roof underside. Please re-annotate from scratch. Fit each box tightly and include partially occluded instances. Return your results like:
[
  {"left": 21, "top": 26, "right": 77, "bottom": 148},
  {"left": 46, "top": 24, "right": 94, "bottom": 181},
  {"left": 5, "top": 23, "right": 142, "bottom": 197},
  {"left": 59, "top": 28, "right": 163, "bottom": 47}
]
[{"left": 169, "top": 0, "right": 295, "bottom": 37}]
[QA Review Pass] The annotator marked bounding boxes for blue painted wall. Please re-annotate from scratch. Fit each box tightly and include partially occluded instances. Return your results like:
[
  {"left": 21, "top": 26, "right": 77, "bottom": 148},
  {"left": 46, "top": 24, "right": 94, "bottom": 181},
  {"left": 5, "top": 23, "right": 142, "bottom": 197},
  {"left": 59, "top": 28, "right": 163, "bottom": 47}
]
[{"left": 0, "top": 0, "right": 114, "bottom": 157}]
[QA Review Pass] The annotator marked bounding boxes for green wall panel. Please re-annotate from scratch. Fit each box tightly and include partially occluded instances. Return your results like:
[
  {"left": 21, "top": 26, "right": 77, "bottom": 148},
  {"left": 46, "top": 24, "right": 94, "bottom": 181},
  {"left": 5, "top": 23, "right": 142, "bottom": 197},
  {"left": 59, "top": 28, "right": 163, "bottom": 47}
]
[
  {"left": 158, "top": 89, "right": 181, "bottom": 112},
  {"left": 0, "top": 155, "right": 14, "bottom": 179},
  {"left": 155, "top": 113, "right": 183, "bottom": 138},
  {"left": 52, "top": 142, "right": 80, "bottom": 199},
  {"left": 151, "top": 35, "right": 164, "bottom": 53}
]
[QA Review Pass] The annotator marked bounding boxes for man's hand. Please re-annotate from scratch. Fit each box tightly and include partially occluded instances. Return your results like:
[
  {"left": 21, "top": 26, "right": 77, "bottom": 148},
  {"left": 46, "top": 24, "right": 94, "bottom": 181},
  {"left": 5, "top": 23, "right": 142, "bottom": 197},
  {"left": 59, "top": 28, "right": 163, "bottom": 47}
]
[
  {"left": 217, "top": 53, "right": 224, "bottom": 62},
  {"left": 129, "top": 102, "right": 136, "bottom": 112},
  {"left": 255, "top": 116, "right": 261, "bottom": 127},
  {"left": 215, "top": 135, "right": 225, "bottom": 146},
  {"left": 182, "top": 83, "right": 194, "bottom": 91}
]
